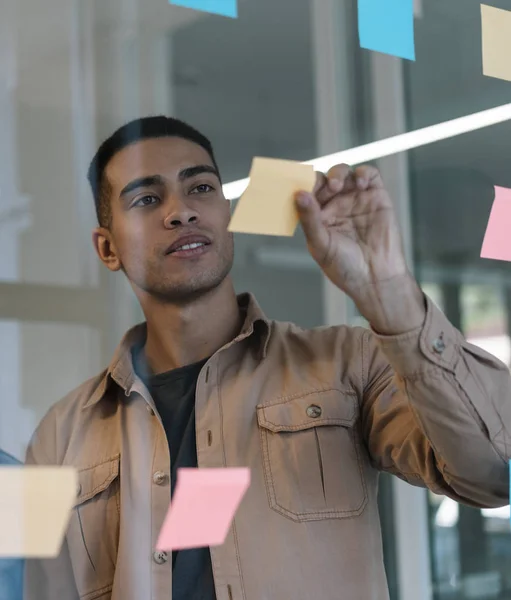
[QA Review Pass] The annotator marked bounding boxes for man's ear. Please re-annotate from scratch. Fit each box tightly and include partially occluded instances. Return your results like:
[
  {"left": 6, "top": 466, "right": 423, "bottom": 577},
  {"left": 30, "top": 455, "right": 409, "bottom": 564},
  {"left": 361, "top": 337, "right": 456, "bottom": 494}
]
[{"left": 92, "top": 227, "right": 122, "bottom": 272}]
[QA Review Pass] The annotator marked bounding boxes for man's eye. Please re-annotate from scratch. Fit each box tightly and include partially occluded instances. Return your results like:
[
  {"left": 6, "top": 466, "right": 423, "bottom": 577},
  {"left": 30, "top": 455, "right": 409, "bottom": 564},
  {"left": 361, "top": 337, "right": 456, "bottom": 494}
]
[
  {"left": 132, "top": 195, "right": 158, "bottom": 208},
  {"left": 191, "top": 184, "right": 214, "bottom": 194}
]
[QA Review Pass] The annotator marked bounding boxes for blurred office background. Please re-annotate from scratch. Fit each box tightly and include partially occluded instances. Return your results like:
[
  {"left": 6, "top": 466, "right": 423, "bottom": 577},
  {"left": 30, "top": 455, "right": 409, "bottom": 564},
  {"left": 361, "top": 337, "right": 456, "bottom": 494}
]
[{"left": 0, "top": 0, "right": 510, "bottom": 597}]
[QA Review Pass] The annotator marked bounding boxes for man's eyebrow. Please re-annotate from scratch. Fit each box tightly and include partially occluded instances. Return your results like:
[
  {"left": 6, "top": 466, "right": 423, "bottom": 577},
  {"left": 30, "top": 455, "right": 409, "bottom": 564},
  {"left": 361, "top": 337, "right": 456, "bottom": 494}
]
[
  {"left": 119, "top": 175, "right": 165, "bottom": 198},
  {"left": 178, "top": 165, "right": 220, "bottom": 182}
]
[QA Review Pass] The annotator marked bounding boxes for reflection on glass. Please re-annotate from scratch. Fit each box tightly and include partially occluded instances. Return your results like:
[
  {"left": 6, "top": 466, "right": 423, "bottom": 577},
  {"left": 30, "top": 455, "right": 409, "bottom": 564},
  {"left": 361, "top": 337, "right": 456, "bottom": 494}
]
[{"left": 417, "top": 225, "right": 511, "bottom": 600}]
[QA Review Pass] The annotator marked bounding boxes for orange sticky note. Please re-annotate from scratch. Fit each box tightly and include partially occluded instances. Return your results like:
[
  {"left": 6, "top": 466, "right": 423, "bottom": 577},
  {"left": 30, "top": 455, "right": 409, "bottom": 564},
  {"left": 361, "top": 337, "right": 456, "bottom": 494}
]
[
  {"left": 481, "top": 186, "right": 511, "bottom": 262},
  {"left": 156, "top": 468, "right": 250, "bottom": 551},
  {"left": 228, "top": 157, "right": 316, "bottom": 236},
  {"left": 0, "top": 466, "right": 77, "bottom": 558}
]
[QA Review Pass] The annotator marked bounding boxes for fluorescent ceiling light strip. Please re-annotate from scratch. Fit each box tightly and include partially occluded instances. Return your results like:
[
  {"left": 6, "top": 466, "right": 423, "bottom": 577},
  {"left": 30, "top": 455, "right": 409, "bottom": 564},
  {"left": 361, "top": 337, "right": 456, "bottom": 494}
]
[{"left": 223, "top": 102, "right": 511, "bottom": 200}]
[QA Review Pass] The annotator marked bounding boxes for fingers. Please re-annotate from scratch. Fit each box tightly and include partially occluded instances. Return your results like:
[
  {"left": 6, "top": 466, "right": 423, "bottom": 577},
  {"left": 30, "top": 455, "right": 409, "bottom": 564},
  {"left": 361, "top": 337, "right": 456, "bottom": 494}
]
[
  {"left": 313, "top": 171, "right": 328, "bottom": 195},
  {"left": 295, "top": 192, "right": 330, "bottom": 258},
  {"left": 308, "top": 164, "right": 384, "bottom": 207},
  {"left": 315, "top": 164, "right": 353, "bottom": 206},
  {"left": 326, "top": 164, "right": 353, "bottom": 191},
  {"left": 313, "top": 164, "right": 353, "bottom": 194},
  {"left": 353, "top": 165, "right": 384, "bottom": 190}
]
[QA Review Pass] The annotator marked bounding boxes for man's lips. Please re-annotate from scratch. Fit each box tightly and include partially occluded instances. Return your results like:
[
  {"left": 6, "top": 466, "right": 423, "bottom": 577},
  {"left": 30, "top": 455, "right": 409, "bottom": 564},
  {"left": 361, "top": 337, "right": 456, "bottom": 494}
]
[{"left": 165, "top": 234, "right": 212, "bottom": 254}]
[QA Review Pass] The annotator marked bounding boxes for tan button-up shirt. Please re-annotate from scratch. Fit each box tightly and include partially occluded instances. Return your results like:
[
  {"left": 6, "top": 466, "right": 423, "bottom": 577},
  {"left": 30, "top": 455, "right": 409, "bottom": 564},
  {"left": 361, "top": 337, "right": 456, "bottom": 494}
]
[{"left": 24, "top": 293, "right": 511, "bottom": 600}]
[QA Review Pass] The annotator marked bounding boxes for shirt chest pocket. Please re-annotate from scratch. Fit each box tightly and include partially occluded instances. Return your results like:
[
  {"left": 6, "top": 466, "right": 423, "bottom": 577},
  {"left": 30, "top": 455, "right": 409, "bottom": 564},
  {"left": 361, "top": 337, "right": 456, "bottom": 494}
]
[
  {"left": 257, "top": 389, "right": 367, "bottom": 522},
  {"left": 67, "top": 455, "right": 120, "bottom": 600}
]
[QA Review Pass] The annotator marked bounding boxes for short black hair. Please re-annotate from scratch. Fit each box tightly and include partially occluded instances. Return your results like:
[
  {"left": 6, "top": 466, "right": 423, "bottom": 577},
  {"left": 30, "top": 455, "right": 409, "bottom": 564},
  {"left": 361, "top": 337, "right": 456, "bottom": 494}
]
[{"left": 87, "top": 116, "right": 221, "bottom": 227}]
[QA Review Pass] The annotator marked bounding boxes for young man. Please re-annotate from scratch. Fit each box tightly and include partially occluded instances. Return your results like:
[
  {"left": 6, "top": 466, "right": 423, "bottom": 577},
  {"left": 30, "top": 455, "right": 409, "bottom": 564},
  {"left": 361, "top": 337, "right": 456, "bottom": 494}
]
[{"left": 25, "top": 116, "right": 510, "bottom": 600}]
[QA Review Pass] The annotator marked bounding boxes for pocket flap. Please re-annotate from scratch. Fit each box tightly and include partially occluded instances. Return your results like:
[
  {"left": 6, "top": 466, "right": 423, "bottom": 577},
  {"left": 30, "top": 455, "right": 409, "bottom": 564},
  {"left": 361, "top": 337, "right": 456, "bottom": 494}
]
[
  {"left": 75, "top": 455, "right": 120, "bottom": 506},
  {"left": 257, "top": 389, "right": 358, "bottom": 432}
]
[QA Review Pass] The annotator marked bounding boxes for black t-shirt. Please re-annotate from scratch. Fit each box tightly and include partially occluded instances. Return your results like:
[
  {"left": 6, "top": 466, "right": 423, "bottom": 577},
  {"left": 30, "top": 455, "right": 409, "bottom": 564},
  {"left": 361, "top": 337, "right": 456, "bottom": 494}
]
[{"left": 134, "top": 348, "right": 217, "bottom": 600}]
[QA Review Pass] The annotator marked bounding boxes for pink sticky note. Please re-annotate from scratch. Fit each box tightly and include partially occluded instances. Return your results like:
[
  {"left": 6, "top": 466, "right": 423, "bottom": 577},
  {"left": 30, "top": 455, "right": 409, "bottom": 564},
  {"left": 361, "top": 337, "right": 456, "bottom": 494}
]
[
  {"left": 156, "top": 468, "right": 250, "bottom": 551},
  {"left": 481, "top": 186, "right": 511, "bottom": 262}
]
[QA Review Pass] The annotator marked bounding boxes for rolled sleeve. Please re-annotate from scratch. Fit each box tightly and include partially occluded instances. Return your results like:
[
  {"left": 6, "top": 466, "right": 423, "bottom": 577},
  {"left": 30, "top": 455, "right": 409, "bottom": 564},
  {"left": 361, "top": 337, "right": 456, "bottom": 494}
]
[
  {"left": 373, "top": 294, "right": 463, "bottom": 377},
  {"left": 363, "top": 294, "right": 511, "bottom": 507}
]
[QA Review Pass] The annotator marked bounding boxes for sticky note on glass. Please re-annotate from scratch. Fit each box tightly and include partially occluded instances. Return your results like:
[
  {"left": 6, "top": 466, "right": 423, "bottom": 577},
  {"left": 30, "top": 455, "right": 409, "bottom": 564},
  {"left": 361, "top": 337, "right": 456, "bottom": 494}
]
[
  {"left": 481, "top": 5, "right": 511, "bottom": 83},
  {"left": 0, "top": 467, "right": 77, "bottom": 558},
  {"left": 156, "top": 468, "right": 250, "bottom": 551},
  {"left": 228, "top": 158, "right": 316, "bottom": 237},
  {"left": 169, "top": 0, "right": 237, "bottom": 18},
  {"left": 481, "top": 186, "right": 511, "bottom": 262},
  {"left": 358, "top": 0, "right": 415, "bottom": 61}
]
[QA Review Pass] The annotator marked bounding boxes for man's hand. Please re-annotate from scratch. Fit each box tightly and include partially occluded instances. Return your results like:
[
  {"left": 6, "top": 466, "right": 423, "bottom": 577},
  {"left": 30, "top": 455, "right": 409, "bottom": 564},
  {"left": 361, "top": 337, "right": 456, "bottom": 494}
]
[{"left": 296, "top": 163, "right": 425, "bottom": 334}]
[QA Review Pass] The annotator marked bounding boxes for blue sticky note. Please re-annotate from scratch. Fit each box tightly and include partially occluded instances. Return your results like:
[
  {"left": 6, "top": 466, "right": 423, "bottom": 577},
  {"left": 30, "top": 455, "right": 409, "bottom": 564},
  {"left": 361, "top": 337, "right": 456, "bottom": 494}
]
[
  {"left": 170, "top": 0, "right": 237, "bottom": 18},
  {"left": 358, "top": 0, "right": 415, "bottom": 61}
]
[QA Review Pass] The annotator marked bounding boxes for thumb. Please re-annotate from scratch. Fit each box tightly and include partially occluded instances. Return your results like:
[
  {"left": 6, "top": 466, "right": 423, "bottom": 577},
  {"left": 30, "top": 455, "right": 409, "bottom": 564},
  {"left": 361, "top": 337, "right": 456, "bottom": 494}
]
[{"left": 295, "top": 192, "right": 328, "bottom": 253}]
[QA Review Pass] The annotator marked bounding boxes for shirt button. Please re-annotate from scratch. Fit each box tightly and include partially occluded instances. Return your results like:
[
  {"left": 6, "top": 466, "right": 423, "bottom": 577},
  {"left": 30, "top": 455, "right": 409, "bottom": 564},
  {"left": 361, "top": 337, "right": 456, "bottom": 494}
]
[
  {"left": 306, "top": 404, "right": 322, "bottom": 418},
  {"left": 153, "top": 551, "right": 168, "bottom": 565},
  {"left": 76, "top": 482, "right": 82, "bottom": 496},
  {"left": 432, "top": 338, "right": 446, "bottom": 354},
  {"left": 146, "top": 405, "right": 155, "bottom": 416},
  {"left": 153, "top": 471, "right": 168, "bottom": 485}
]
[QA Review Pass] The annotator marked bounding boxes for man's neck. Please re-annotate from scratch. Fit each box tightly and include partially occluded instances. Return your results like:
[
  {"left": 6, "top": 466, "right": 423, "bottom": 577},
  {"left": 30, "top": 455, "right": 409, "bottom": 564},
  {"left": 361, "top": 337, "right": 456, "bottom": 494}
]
[{"left": 140, "top": 279, "right": 244, "bottom": 374}]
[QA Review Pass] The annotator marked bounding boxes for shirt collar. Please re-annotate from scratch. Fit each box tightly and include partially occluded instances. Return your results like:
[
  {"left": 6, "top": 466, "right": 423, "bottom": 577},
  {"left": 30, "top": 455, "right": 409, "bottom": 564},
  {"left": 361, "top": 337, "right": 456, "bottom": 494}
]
[
  {"left": 236, "top": 292, "right": 272, "bottom": 356},
  {"left": 83, "top": 292, "right": 271, "bottom": 410}
]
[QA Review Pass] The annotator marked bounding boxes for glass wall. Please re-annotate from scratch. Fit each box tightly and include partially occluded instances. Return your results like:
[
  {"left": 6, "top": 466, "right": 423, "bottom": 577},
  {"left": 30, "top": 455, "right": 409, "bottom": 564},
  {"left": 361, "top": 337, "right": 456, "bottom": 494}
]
[
  {"left": 0, "top": 0, "right": 509, "bottom": 598},
  {"left": 406, "top": 0, "right": 511, "bottom": 597},
  {"left": 170, "top": 0, "right": 324, "bottom": 328},
  {"left": 0, "top": 0, "right": 328, "bottom": 453}
]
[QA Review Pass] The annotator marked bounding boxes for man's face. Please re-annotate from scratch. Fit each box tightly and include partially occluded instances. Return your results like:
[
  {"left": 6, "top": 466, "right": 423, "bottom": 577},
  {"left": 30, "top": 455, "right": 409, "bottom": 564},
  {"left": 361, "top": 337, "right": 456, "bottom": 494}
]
[{"left": 94, "top": 136, "right": 234, "bottom": 303}]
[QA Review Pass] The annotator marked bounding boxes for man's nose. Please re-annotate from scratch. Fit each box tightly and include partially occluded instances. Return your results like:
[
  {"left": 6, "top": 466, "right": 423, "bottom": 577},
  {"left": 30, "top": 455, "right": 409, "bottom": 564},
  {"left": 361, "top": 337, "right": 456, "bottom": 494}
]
[{"left": 163, "top": 198, "right": 200, "bottom": 228}]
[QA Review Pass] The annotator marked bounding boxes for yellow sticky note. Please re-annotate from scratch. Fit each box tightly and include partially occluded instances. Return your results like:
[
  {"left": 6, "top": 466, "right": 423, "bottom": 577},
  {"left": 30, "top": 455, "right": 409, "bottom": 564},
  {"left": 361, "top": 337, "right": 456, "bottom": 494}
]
[
  {"left": 481, "top": 5, "right": 511, "bottom": 83},
  {"left": 0, "top": 466, "right": 77, "bottom": 558},
  {"left": 228, "top": 157, "right": 316, "bottom": 236}
]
